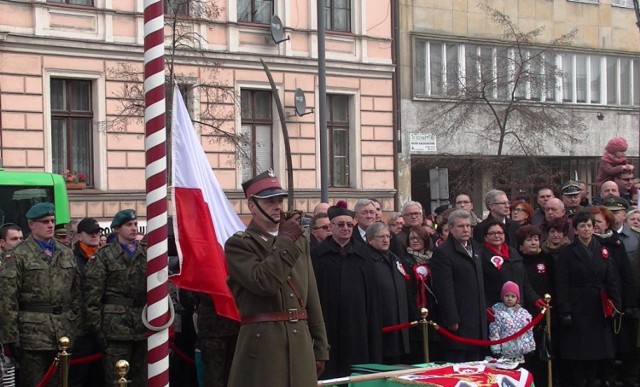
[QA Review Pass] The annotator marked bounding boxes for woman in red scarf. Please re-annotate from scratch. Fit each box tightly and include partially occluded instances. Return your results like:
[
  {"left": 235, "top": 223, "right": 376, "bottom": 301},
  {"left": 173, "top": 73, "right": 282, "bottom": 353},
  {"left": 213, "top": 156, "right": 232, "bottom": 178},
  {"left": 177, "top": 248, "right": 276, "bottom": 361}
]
[{"left": 479, "top": 219, "right": 544, "bottom": 313}]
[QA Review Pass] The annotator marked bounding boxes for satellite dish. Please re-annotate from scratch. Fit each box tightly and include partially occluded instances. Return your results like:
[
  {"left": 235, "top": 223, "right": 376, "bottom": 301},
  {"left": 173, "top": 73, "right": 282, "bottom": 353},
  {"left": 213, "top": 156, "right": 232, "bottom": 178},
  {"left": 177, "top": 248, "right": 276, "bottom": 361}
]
[
  {"left": 294, "top": 88, "right": 314, "bottom": 116},
  {"left": 270, "top": 15, "right": 290, "bottom": 44}
]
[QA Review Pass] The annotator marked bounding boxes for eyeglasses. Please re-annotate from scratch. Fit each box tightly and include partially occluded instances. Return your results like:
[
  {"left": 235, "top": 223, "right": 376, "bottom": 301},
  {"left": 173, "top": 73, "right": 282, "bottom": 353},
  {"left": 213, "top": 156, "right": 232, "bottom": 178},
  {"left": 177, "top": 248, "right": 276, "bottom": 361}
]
[
  {"left": 313, "top": 225, "right": 330, "bottom": 231},
  {"left": 619, "top": 178, "right": 633, "bottom": 182},
  {"left": 390, "top": 222, "right": 404, "bottom": 227},
  {"left": 512, "top": 208, "right": 524, "bottom": 213},
  {"left": 333, "top": 222, "right": 354, "bottom": 228},
  {"left": 404, "top": 212, "right": 422, "bottom": 217},
  {"left": 487, "top": 231, "right": 505, "bottom": 236},
  {"left": 373, "top": 235, "right": 391, "bottom": 240},
  {"left": 409, "top": 237, "right": 423, "bottom": 242},
  {"left": 491, "top": 201, "right": 510, "bottom": 206},
  {"left": 34, "top": 219, "right": 56, "bottom": 225}
]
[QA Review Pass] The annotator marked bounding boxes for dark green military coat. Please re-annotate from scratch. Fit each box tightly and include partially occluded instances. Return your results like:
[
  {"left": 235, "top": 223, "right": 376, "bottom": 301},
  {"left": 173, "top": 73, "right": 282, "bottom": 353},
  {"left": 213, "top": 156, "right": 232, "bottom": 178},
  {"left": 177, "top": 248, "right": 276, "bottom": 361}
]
[
  {"left": 225, "top": 221, "right": 329, "bottom": 387},
  {"left": 84, "top": 241, "right": 147, "bottom": 341},
  {"left": 0, "top": 235, "right": 82, "bottom": 350}
]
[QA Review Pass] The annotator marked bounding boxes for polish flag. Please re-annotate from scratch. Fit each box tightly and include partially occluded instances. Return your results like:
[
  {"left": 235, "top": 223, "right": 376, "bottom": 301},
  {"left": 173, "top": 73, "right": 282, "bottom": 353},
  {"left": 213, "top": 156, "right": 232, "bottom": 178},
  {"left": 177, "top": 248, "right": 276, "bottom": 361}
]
[{"left": 170, "top": 87, "right": 243, "bottom": 321}]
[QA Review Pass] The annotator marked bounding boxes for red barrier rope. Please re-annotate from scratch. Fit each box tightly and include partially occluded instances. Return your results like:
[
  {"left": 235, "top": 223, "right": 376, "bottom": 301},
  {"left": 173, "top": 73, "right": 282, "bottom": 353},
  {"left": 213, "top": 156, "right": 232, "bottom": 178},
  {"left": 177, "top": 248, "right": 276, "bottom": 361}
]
[
  {"left": 432, "top": 310, "right": 545, "bottom": 346},
  {"left": 70, "top": 352, "right": 103, "bottom": 365},
  {"left": 36, "top": 359, "right": 58, "bottom": 387},
  {"left": 382, "top": 321, "right": 417, "bottom": 333},
  {"left": 169, "top": 342, "right": 195, "bottom": 365}
]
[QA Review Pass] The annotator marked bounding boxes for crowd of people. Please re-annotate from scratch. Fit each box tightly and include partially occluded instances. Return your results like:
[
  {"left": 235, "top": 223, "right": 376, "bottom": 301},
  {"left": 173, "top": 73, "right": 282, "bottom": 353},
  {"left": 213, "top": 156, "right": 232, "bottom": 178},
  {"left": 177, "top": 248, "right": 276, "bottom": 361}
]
[{"left": 0, "top": 137, "right": 639, "bottom": 387}]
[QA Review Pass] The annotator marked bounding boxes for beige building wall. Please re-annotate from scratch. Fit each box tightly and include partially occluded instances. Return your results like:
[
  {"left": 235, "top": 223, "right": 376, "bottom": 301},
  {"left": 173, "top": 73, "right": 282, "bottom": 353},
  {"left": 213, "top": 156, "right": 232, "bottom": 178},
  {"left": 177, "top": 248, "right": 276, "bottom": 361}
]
[
  {"left": 0, "top": 0, "right": 396, "bottom": 221},
  {"left": 398, "top": 0, "right": 640, "bottom": 208}
]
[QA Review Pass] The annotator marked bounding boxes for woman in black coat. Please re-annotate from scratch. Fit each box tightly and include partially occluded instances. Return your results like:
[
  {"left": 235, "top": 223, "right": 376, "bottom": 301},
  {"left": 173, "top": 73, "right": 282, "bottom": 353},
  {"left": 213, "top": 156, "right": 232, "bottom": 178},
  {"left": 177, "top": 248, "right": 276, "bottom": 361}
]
[
  {"left": 555, "top": 211, "right": 621, "bottom": 386},
  {"left": 590, "top": 206, "right": 637, "bottom": 386},
  {"left": 399, "top": 225, "right": 439, "bottom": 363},
  {"left": 479, "top": 219, "right": 544, "bottom": 311},
  {"left": 517, "top": 224, "right": 555, "bottom": 387}
]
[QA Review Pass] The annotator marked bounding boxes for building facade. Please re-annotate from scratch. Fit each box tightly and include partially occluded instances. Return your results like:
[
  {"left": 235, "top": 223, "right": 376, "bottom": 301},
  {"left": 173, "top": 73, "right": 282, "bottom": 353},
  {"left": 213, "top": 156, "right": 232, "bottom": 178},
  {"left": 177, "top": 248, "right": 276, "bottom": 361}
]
[
  {"left": 397, "top": 0, "right": 640, "bottom": 213},
  {"left": 0, "top": 0, "right": 396, "bottom": 222}
]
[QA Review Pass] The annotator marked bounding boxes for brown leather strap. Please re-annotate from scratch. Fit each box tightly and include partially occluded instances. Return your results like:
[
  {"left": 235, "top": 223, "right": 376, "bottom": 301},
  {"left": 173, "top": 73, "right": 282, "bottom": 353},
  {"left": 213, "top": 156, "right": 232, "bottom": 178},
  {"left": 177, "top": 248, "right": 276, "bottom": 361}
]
[{"left": 241, "top": 309, "right": 308, "bottom": 325}]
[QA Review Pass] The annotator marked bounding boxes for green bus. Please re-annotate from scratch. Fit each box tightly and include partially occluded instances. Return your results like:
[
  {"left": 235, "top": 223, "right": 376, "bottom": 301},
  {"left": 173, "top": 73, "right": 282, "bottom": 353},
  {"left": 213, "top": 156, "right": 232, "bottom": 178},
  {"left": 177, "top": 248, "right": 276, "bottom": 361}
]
[{"left": 0, "top": 169, "right": 70, "bottom": 233}]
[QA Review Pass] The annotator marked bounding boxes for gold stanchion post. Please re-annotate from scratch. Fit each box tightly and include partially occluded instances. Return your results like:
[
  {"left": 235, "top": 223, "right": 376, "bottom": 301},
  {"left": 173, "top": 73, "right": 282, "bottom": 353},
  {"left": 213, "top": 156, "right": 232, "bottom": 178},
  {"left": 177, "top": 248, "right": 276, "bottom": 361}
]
[
  {"left": 544, "top": 294, "right": 553, "bottom": 387},
  {"left": 420, "top": 308, "right": 430, "bottom": 363},
  {"left": 58, "top": 337, "right": 70, "bottom": 387},
  {"left": 115, "top": 360, "right": 130, "bottom": 387}
]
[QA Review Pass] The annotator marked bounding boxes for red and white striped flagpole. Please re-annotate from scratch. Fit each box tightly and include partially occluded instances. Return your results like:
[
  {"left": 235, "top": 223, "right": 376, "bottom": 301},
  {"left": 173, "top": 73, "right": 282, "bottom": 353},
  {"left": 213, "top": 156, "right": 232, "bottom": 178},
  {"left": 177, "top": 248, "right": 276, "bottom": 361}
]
[{"left": 144, "top": 0, "right": 170, "bottom": 385}]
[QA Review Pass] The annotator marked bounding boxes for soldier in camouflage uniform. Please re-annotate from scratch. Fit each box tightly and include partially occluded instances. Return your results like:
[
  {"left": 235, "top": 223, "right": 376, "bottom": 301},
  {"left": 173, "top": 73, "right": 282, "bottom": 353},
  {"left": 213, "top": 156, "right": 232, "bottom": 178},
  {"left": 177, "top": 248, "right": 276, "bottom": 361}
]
[
  {"left": 195, "top": 292, "right": 239, "bottom": 387},
  {"left": 0, "top": 202, "right": 82, "bottom": 387},
  {"left": 84, "top": 209, "right": 147, "bottom": 386}
]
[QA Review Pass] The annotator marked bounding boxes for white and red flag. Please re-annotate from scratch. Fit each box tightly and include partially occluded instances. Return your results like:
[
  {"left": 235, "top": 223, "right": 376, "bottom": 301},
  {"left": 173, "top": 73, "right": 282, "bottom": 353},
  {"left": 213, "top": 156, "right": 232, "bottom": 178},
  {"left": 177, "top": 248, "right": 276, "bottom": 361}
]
[{"left": 170, "top": 86, "right": 243, "bottom": 321}]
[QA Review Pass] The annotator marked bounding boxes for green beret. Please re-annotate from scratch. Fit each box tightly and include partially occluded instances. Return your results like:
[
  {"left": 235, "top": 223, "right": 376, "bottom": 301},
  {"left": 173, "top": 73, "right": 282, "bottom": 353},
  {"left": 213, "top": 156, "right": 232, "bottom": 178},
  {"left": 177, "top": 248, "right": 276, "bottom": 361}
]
[
  {"left": 26, "top": 202, "right": 55, "bottom": 220},
  {"left": 111, "top": 209, "right": 137, "bottom": 228}
]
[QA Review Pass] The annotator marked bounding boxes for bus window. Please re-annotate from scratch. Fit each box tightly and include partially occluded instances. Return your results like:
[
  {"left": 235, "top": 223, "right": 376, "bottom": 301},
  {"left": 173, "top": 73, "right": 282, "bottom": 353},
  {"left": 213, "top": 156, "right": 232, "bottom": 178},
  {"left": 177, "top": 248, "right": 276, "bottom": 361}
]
[{"left": 0, "top": 186, "right": 54, "bottom": 235}]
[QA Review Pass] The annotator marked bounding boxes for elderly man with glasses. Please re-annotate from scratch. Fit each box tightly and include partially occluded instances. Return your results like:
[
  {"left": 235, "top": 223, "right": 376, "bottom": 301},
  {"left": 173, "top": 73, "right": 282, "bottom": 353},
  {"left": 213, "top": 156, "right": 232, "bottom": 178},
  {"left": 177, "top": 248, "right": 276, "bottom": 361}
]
[
  {"left": 473, "top": 189, "right": 520, "bottom": 248},
  {"left": 0, "top": 202, "right": 82, "bottom": 387},
  {"left": 311, "top": 205, "right": 383, "bottom": 379}
]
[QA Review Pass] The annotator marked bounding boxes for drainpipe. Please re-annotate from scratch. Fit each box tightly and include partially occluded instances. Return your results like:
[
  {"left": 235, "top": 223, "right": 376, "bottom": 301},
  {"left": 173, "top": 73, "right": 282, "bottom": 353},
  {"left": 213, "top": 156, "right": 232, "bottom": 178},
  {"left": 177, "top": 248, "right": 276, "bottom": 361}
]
[{"left": 391, "top": 0, "right": 401, "bottom": 210}]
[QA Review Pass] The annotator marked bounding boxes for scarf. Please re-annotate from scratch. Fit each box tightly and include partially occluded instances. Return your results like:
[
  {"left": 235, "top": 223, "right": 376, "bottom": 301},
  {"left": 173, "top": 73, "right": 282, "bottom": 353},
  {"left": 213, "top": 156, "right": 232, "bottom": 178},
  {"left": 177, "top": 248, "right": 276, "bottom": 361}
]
[
  {"left": 406, "top": 248, "right": 432, "bottom": 265},
  {"left": 484, "top": 242, "right": 510, "bottom": 259},
  {"left": 34, "top": 239, "right": 55, "bottom": 258},
  {"left": 79, "top": 242, "right": 98, "bottom": 259}
]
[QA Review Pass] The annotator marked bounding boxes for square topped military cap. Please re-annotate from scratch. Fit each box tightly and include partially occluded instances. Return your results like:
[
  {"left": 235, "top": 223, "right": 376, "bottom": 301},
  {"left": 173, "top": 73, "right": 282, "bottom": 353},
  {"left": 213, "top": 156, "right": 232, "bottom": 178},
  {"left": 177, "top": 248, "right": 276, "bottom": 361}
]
[
  {"left": 111, "top": 209, "right": 137, "bottom": 228},
  {"left": 242, "top": 169, "right": 288, "bottom": 199},
  {"left": 26, "top": 202, "right": 55, "bottom": 220},
  {"left": 561, "top": 181, "right": 581, "bottom": 196},
  {"left": 602, "top": 195, "right": 629, "bottom": 212}
]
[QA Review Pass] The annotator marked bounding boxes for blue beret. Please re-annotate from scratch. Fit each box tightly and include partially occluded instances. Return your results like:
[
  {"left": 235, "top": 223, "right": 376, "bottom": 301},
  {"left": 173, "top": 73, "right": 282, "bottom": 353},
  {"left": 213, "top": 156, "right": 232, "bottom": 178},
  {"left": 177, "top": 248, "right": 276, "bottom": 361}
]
[
  {"left": 26, "top": 202, "right": 55, "bottom": 220},
  {"left": 111, "top": 209, "right": 137, "bottom": 228}
]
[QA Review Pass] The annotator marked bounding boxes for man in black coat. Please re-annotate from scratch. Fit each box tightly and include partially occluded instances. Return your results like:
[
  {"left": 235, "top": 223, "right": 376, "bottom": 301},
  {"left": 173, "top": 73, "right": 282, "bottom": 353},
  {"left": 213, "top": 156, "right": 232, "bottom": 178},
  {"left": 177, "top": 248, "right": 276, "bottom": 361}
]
[
  {"left": 432, "top": 209, "right": 487, "bottom": 363},
  {"left": 474, "top": 189, "right": 520, "bottom": 248},
  {"left": 311, "top": 206, "right": 383, "bottom": 379}
]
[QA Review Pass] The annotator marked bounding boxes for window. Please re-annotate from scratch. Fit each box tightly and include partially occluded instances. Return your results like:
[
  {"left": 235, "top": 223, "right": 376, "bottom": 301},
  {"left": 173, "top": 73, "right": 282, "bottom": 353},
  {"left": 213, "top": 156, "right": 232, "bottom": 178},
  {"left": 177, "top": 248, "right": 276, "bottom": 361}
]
[
  {"left": 240, "top": 90, "right": 273, "bottom": 182},
  {"left": 414, "top": 38, "right": 640, "bottom": 106},
  {"left": 238, "top": 0, "right": 273, "bottom": 24},
  {"left": 47, "top": 0, "right": 93, "bottom": 5},
  {"left": 165, "top": 0, "right": 189, "bottom": 16},
  {"left": 612, "top": 0, "right": 634, "bottom": 7},
  {"left": 327, "top": 94, "right": 350, "bottom": 187},
  {"left": 50, "top": 79, "right": 93, "bottom": 186},
  {"left": 567, "top": 0, "right": 599, "bottom": 3},
  {"left": 325, "top": 0, "right": 351, "bottom": 32}
]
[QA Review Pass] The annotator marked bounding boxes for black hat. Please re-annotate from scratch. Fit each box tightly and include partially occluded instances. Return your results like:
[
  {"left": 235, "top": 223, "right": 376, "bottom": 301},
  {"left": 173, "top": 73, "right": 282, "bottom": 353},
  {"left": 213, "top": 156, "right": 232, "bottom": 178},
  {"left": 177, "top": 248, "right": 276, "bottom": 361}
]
[
  {"left": 26, "top": 202, "right": 55, "bottom": 220},
  {"left": 602, "top": 195, "right": 630, "bottom": 211},
  {"left": 562, "top": 181, "right": 581, "bottom": 195},
  {"left": 242, "top": 169, "right": 287, "bottom": 199},
  {"left": 111, "top": 209, "right": 137, "bottom": 228},
  {"left": 77, "top": 218, "right": 102, "bottom": 234},
  {"left": 327, "top": 205, "right": 355, "bottom": 220},
  {"left": 434, "top": 204, "right": 449, "bottom": 216}
]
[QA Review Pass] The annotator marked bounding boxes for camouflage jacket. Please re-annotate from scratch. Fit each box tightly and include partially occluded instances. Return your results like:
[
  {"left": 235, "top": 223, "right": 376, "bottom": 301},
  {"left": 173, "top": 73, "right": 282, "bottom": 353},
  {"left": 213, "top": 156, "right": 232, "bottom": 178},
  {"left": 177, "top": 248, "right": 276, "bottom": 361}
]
[
  {"left": 83, "top": 241, "right": 147, "bottom": 341},
  {"left": 0, "top": 235, "right": 82, "bottom": 350}
]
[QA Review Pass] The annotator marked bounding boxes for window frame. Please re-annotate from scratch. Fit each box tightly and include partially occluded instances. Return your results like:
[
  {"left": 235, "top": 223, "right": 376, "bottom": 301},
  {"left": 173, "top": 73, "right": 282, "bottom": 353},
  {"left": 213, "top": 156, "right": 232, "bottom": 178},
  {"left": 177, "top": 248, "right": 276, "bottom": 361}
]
[
  {"left": 164, "top": 0, "right": 190, "bottom": 16},
  {"left": 327, "top": 94, "right": 350, "bottom": 187},
  {"left": 46, "top": 0, "right": 94, "bottom": 6},
  {"left": 240, "top": 89, "right": 274, "bottom": 181},
  {"left": 50, "top": 78, "right": 94, "bottom": 187},
  {"left": 414, "top": 38, "right": 640, "bottom": 107},
  {"left": 237, "top": 0, "right": 274, "bottom": 25},
  {"left": 325, "top": 0, "right": 352, "bottom": 33}
]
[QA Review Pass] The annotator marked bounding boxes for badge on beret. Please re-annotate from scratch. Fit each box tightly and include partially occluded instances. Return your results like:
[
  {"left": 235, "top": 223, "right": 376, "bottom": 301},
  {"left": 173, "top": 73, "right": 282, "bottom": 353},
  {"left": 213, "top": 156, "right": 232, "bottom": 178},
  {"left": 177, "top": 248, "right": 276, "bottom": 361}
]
[
  {"left": 491, "top": 256, "right": 504, "bottom": 270},
  {"left": 267, "top": 169, "right": 275, "bottom": 177},
  {"left": 536, "top": 263, "right": 546, "bottom": 274},
  {"left": 601, "top": 247, "right": 609, "bottom": 259}
]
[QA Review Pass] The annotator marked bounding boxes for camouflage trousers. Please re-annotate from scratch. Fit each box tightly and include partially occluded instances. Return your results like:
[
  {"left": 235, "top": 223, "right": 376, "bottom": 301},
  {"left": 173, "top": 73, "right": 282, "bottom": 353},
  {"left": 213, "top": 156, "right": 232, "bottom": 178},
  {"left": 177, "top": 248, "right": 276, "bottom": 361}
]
[
  {"left": 103, "top": 340, "right": 146, "bottom": 386},
  {"left": 200, "top": 335, "right": 237, "bottom": 387},
  {"left": 20, "top": 349, "right": 60, "bottom": 387}
]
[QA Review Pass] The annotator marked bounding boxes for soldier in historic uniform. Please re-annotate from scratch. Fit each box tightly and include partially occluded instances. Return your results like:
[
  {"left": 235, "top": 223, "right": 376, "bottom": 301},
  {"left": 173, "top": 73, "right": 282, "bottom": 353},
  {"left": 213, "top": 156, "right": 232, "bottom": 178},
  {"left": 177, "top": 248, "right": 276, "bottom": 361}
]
[
  {"left": 224, "top": 170, "right": 329, "bottom": 387},
  {"left": 84, "top": 209, "right": 147, "bottom": 386},
  {"left": 0, "top": 202, "right": 82, "bottom": 387}
]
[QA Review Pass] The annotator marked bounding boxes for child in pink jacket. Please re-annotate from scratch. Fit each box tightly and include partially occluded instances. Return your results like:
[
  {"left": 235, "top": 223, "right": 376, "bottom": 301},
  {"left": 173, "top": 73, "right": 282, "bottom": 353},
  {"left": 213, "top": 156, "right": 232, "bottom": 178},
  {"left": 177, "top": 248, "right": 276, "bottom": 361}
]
[
  {"left": 595, "top": 137, "right": 635, "bottom": 190},
  {"left": 489, "top": 281, "right": 536, "bottom": 362}
]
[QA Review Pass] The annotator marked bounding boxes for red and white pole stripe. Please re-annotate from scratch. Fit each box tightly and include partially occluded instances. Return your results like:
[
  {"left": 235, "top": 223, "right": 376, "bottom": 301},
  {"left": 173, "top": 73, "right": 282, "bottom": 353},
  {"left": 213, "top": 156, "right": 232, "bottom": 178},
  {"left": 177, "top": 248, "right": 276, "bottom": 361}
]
[{"left": 144, "top": 0, "right": 170, "bottom": 385}]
